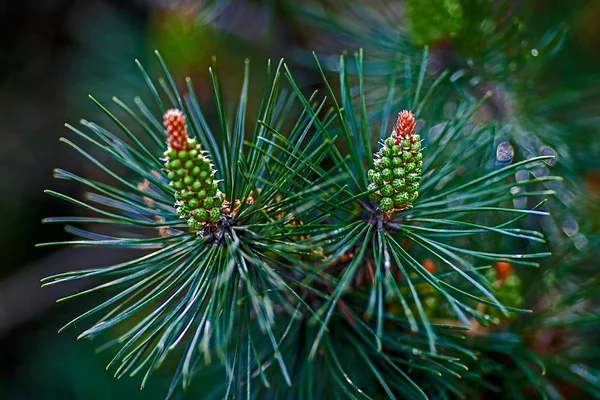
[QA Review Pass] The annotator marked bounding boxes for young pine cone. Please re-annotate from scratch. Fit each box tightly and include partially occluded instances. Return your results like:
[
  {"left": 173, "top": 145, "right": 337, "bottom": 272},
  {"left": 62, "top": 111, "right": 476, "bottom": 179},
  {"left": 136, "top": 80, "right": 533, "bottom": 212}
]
[
  {"left": 163, "top": 109, "right": 225, "bottom": 230},
  {"left": 368, "top": 110, "right": 423, "bottom": 214}
]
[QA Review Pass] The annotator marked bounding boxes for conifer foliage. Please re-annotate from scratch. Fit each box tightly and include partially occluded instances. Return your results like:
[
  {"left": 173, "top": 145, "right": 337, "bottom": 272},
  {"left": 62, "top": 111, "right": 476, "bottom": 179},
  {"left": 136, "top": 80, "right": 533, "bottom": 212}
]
[{"left": 39, "top": 1, "right": 600, "bottom": 399}]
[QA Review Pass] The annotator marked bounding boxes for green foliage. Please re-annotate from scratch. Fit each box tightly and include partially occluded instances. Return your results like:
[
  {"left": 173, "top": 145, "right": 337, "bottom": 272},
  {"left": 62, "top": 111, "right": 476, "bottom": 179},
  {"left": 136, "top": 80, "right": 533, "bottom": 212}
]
[
  {"left": 279, "top": 2, "right": 600, "bottom": 394},
  {"left": 39, "top": 51, "right": 341, "bottom": 395},
  {"left": 38, "top": 3, "right": 600, "bottom": 396},
  {"left": 288, "top": 51, "right": 556, "bottom": 368},
  {"left": 45, "top": 45, "right": 567, "bottom": 397},
  {"left": 407, "top": 0, "right": 464, "bottom": 45}
]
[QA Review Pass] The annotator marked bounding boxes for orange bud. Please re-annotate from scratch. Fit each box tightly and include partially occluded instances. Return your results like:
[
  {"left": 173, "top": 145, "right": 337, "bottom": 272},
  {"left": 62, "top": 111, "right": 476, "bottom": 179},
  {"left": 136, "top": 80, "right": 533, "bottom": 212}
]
[
  {"left": 421, "top": 258, "right": 436, "bottom": 275},
  {"left": 494, "top": 261, "right": 513, "bottom": 285}
]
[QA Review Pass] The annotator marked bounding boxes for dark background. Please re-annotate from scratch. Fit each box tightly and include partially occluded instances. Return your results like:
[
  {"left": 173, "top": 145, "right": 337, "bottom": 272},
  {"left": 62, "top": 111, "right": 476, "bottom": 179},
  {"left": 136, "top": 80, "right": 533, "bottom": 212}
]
[{"left": 0, "top": 0, "right": 599, "bottom": 398}]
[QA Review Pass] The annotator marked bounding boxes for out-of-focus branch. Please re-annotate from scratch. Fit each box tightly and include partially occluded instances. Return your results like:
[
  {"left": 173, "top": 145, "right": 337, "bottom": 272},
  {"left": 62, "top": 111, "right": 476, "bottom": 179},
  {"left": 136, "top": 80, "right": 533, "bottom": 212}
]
[{"left": 0, "top": 247, "right": 145, "bottom": 336}]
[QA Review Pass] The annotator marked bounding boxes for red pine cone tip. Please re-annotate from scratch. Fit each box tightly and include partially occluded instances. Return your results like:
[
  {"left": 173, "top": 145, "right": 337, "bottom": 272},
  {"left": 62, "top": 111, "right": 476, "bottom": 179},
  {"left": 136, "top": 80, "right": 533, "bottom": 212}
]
[
  {"left": 163, "top": 108, "right": 189, "bottom": 151},
  {"left": 394, "top": 110, "right": 415, "bottom": 138}
]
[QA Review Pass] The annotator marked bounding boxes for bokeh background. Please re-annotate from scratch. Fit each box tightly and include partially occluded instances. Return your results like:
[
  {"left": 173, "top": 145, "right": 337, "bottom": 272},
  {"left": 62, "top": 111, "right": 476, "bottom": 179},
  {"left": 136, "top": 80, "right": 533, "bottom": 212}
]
[{"left": 1, "top": 0, "right": 599, "bottom": 398}]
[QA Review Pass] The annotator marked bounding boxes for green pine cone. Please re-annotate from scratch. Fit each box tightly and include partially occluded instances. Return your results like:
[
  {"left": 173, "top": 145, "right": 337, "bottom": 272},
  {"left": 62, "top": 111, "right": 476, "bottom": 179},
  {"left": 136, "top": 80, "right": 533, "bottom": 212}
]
[
  {"left": 163, "top": 109, "right": 224, "bottom": 231},
  {"left": 164, "top": 139, "right": 224, "bottom": 229},
  {"left": 367, "top": 111, "right": 423, "bottom": 215}
]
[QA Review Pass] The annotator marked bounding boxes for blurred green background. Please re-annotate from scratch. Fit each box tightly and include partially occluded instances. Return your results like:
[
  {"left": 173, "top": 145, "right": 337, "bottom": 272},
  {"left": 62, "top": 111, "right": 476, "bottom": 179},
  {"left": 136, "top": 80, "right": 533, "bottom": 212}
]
[{"left": 1, "top": 0, "right": 599, "bottom": 398}]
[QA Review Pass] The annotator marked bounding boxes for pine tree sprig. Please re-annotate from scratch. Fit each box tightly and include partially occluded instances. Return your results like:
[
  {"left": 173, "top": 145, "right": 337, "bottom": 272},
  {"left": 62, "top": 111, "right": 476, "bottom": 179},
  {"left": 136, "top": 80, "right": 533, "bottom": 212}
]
[
  {"left": 39, "top": 44, "right": 588, "bottom": 399},
  {"left": 40, "top": 51, "right": 345, "bottom": 394},
  {"left": 279, "top": 50, "right": 557, "bottom": 371}
]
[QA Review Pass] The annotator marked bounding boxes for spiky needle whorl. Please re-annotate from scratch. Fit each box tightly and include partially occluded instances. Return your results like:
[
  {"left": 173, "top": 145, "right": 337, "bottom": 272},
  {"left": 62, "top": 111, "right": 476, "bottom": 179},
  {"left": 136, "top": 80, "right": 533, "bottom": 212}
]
[
  {"left": 163, "top": 109, "right": 225, "bottom": 230},
  {"left": 368, "top": 110, "right": 423, "bottom": 214}
]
